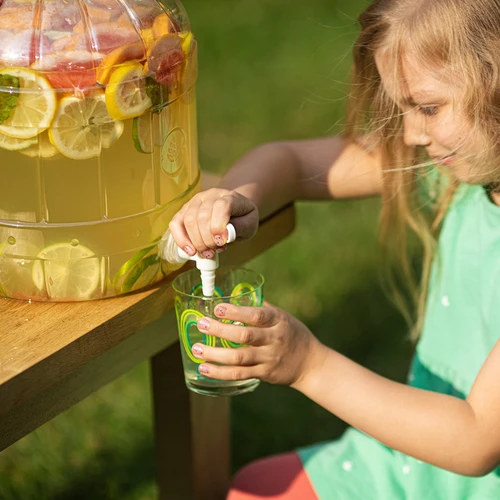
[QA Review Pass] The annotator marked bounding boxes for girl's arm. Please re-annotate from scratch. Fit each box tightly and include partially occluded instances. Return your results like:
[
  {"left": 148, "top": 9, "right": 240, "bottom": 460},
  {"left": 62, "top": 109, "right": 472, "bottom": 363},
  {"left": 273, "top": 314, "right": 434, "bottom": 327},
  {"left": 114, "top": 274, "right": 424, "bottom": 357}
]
[
  {"left": 193, "top": 304, "right": 500, "bottom": 477},
  {"left": 169, "top": 136, "right": 383, "bottom": 254},
  {"left": 219, "top": 137, "right": 383, "bottom": 220},
  {"left": 294, "top": 340, "right": 500, "bottom": 477}
]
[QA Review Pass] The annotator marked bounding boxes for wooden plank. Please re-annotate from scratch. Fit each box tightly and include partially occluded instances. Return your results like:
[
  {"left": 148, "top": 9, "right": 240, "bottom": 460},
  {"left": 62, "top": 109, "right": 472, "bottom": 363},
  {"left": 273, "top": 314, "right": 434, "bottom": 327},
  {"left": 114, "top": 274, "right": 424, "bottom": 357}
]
[{"left": 0, "top": 313, "right": 178, "bottom": 451}]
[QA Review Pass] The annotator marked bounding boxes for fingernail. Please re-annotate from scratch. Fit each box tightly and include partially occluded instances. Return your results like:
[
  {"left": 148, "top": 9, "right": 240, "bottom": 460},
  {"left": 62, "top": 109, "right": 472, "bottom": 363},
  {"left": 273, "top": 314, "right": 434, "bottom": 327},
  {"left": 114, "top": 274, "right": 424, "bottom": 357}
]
[
  {"left": 199, "top": 364, "right": 209, "bottom": 374},
  {"left": 214, "top": 235, "right": 224, "bottom": 246},
  {"left": 198, "top": 318, "right": 210, "bottom": 330},
  {"left": 192, "top": 344, "right": 203, "bottom": 356},
  {"left": 202, "top": 250, "right": 215, "bottom": 259},
  {"left": 184, "top": 245, "right": 195, "bottom": 256},
  {"left": 215, "top": 305, "right": 227, "bottom": 317}
]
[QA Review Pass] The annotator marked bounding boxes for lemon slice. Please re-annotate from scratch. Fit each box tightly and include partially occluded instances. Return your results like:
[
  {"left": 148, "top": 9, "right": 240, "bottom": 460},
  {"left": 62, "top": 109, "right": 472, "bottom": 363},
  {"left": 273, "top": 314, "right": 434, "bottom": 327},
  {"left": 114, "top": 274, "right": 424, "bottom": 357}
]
[
  {"left": 20, "top": 131, "right": 59, "bottom": 158},
  {"left": 0, "top": 68, "right": 56, "bottom": 139},
  {"left": 49, "top": 91, "right": 124, "bottom": 160},
  {"left": 33, "top": 242, "right": 101, "bottom": 301},
  {"left": 105, "top": 62, "right": 152, "bottom": 120},
  {"left": 0, "top": 132, "right": 37, "bottom": 151}
]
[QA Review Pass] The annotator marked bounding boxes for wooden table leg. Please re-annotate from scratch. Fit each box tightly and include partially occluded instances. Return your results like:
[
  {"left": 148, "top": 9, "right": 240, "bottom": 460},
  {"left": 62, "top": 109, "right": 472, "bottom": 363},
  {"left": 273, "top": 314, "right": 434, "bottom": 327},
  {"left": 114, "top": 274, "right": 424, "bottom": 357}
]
[{"left": 151, "top": 342, "right": 231, "bottom": 500}]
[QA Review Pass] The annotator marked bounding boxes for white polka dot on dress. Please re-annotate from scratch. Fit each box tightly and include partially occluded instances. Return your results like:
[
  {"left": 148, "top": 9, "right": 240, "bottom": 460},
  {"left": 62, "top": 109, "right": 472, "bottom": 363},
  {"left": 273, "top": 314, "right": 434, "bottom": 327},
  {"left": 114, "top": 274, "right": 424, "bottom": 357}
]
[
  {"left": 402, "top": 465, "right": 411, "bottom": 475},
  {"left": 342, "top": 460, "right": 353, "bottom": 472},
  {"left": 441, "top": 296, "right": 451, "bottom": 307}
]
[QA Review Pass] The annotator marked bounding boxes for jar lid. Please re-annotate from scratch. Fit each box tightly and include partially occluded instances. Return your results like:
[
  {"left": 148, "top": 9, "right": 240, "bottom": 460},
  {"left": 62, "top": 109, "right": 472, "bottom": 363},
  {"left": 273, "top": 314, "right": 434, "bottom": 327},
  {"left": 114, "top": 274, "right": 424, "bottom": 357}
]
[{"left": 0, "top": 0, "right": 196, "bottom": 92}]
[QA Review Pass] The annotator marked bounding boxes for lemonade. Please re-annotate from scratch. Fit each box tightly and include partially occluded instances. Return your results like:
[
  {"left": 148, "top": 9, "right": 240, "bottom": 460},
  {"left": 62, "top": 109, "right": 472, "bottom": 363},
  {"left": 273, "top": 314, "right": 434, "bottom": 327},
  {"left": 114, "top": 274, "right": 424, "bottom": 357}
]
[
  {"left": 173, "top": 268, "right": 264, "bottom": 397},
  {"left": 0, "top": 0, "right": 200, "bottom": 301}
]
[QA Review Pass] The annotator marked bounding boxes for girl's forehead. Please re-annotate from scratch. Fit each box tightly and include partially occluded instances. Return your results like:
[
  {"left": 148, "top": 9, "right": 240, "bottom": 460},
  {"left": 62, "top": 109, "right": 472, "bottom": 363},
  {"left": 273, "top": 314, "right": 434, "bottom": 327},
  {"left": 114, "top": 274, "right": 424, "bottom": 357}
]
[{"left": 374, "top": 48, "right": 457, "bottom": 104}]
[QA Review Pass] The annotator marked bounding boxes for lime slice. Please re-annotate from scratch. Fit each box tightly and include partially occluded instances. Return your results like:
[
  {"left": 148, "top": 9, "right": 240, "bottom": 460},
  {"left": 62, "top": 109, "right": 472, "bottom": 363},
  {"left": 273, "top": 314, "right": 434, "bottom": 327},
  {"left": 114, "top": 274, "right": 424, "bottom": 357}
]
[
  {"left": 49, "top": 91, "right": 124, "bottom": 160},
  {"left": 0, "top": 132, "right": 37, "bottom": 151},
  {"left": 34, "top": 242, "right": 101, "bottom": 301},
  {"left": 105, "top": 62, "right": 152, "bottom": 120},
  {"left": 20, "top": 131, "right": 59, "bottom": 158},
  {"left": 122, "top": 254, "right": 161, "bottom": 293},
  {"left": 113, "top": 244, "right": 162, "bottom": 294},
  {"left": 0, "top": 68, "right": 56, "bottom": 139},
  {"left": 112, "top": 244, "right": 156, "bottom": 288},
  {"left": 132, "top": 113, "right": 153, "bottom": 154}
]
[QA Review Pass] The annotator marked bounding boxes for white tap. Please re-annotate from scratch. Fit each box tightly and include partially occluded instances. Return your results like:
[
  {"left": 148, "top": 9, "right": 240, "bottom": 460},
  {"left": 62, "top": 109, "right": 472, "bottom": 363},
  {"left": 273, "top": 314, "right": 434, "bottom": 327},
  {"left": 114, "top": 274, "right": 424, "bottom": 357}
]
[{"left": 160, "top": 223, "right": 236, "bottom": 297}]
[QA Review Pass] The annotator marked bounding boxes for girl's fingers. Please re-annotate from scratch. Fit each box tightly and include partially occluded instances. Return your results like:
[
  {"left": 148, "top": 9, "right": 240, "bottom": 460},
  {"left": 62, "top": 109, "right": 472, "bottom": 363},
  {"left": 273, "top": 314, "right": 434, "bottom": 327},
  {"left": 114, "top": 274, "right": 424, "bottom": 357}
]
[
  {"left": 168, "top": 207, "right": 196, "bottom": 256},
  {"left": 196, "top": 200, "right": 217, "bottom": 252},
  {"left": 197, "top": 317, "right": 265, "bottom": 346},
  {"left": 197, "top": 362, "right": 262, "bottom": 381},
  {"left": 212, "top": 304, "right": 277, "bottom": 327},
  {"left": 192, "top": 344, "right": 259, "bottom": 366},
  {"left": 210, "top": 196, "right": 232, "bottom": 245},
  {"left": 183, "top": 201, "right": 211, "bottom": 256}
]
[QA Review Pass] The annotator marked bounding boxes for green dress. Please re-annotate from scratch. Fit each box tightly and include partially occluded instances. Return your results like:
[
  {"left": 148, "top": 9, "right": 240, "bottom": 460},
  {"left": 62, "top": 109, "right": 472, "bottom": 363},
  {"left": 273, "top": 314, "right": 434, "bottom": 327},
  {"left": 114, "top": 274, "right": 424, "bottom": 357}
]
[{"left": 298, "top": 182, "right": 500, "bottom": 499}]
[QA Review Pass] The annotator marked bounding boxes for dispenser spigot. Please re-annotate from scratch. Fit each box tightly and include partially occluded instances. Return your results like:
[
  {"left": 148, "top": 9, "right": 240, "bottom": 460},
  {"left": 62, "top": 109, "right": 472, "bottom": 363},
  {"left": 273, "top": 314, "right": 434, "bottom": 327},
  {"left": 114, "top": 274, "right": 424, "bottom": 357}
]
[{"left": 160, "top": 223, "right": 236, "bottom": 297}]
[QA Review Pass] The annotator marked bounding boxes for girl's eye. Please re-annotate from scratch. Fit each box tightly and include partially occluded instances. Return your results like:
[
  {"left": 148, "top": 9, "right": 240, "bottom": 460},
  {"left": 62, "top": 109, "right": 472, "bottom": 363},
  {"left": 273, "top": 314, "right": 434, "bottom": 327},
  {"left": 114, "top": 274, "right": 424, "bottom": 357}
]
[{"left": 418, "top": 106, "right": 439, "bottom": 116}]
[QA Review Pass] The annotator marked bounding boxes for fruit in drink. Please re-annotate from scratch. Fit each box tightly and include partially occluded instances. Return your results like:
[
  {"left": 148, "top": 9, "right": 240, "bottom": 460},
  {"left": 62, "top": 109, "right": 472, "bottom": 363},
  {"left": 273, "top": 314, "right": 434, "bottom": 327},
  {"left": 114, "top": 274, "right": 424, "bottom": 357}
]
[
  {"left": 112, "top": 244, "right": 162, "bottom": 294},
  {"left": 20, "top": 131, "right": 59, "bottom": 158},
  {"left": 0, "top": 67, "right": 56, "bottom": 138},
  {"left": 152, "top": 12, "right": 174, "bottom": 38},
  {"left": 32, "top": 50, "right": 104, "bottom": 89},
  {"left": 49, "top": 92, "right": 124, "bottom": 159},
  {"left": 32, "top": 242, "right": 101, "bottom": 301},
  {"left": 144, "top": 34, "right": 184, "bottom": 88},
  {"left": 96, "top": 43, "right": 146, "bottom": 85},
  {"left": 105, "top": 61, "right": 152, "bottom": 120}
]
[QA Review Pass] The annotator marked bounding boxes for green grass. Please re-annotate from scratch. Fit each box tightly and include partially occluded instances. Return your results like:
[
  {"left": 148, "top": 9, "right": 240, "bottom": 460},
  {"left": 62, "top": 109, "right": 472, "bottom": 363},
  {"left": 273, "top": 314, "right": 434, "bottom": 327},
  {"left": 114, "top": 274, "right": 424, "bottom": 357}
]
[{"left": 0, "top": 1, "right": 414, "bottom": 498}]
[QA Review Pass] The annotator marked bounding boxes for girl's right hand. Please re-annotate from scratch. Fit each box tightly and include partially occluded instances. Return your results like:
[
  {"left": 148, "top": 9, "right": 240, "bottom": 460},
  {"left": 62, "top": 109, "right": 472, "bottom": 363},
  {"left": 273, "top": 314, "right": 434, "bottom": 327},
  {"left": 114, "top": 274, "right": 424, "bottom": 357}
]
[{"left": 168, "top": 188, "right": 259, "bottom": 258}]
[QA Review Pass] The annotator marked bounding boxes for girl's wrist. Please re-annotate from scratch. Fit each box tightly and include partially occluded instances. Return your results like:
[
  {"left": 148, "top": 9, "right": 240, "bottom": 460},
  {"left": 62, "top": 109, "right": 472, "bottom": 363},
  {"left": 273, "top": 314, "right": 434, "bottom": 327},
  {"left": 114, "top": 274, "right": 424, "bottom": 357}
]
[{"left": 291, "top": 340, "right": 331, "bottom": 393}]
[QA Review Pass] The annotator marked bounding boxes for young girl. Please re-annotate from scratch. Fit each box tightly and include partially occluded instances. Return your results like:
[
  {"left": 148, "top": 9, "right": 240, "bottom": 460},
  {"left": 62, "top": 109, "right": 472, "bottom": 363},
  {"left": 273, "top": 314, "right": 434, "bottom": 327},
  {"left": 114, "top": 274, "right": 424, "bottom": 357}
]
[{"left": 169, "top": 0, "right": 500, "bottom": 498}]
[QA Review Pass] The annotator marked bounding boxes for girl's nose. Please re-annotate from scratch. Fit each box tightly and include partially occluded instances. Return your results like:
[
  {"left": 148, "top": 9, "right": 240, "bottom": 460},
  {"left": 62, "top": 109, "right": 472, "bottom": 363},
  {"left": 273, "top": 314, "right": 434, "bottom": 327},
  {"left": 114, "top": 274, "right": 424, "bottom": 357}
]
[{"left": 403, "top": 110, "right": 431, "bottom": 148}]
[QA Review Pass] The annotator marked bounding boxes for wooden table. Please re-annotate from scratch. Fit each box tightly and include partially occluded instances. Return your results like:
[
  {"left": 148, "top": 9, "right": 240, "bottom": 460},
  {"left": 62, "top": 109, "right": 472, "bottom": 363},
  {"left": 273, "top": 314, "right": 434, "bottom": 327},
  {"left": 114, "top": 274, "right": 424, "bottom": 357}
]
[{"left": 0, "top": 174, "right": 295, "bottom": 500}]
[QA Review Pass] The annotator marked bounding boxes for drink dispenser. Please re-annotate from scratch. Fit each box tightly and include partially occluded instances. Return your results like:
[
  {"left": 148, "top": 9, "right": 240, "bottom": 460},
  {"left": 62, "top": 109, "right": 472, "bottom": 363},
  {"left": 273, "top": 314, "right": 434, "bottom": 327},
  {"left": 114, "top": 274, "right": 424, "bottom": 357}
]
[{"left": 0, "top": 0, "right": 200, "bottom": 301}]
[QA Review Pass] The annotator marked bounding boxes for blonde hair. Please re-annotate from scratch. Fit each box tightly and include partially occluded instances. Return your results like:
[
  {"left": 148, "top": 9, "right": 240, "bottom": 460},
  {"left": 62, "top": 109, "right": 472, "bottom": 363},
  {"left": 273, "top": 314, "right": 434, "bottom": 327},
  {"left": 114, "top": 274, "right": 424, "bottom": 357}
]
[{"left": 346, "top": 0, "right": 500, "bottom": 339}]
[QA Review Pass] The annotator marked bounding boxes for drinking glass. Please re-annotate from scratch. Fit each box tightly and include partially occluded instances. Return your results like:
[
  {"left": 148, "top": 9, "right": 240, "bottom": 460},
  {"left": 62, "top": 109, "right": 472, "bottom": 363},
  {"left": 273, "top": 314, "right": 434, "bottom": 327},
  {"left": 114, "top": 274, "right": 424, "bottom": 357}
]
[{"left": 172, "top": 267, "right": 264, "bottom": 396}]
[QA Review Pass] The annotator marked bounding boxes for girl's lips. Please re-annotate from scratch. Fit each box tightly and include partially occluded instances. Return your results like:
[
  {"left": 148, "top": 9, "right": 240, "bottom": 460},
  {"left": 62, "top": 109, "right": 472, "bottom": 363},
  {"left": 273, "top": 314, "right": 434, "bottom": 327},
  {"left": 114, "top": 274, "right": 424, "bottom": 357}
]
[{"left": 435, "top": 154, "right": 456, "bottom": 166}]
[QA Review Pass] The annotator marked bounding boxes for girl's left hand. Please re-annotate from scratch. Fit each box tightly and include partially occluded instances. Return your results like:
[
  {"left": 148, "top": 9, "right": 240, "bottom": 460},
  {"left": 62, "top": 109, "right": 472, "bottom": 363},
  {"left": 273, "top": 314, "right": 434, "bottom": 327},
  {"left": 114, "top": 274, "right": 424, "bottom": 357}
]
[{"left": 193, "top": 302, "right": 326, "bottom": 387}]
